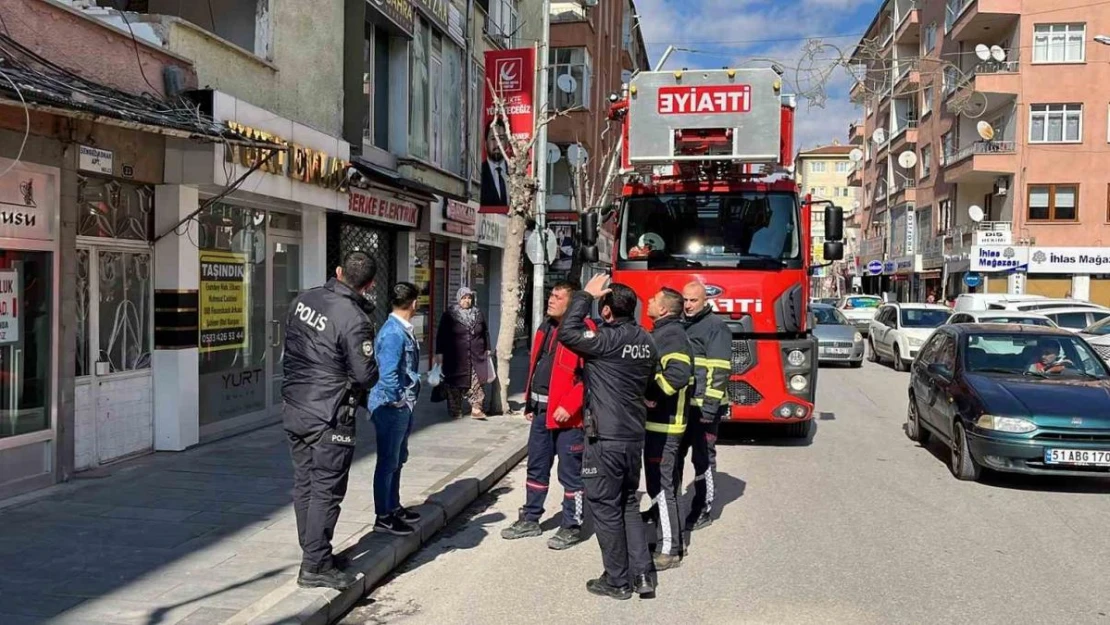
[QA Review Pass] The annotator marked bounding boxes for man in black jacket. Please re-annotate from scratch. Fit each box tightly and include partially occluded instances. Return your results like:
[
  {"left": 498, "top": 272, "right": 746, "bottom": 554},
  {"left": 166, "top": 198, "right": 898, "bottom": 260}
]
[
  {"left": 679, "top": 281, "right": 732, "bottom": 532},
  {"left": 643, "top": 288, "right": 694, "bottom": 572},
  {"left": 283, "top": 251, "right": 380, "bottom": 590},
  {"left": 559, "top": 274, "right": 657, "bottom": 600}
]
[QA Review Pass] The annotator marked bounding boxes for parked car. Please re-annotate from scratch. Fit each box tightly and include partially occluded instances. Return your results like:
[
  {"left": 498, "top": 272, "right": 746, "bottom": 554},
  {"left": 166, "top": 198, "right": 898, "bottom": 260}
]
[
  {"left": 811, "top": 303, "right": 864, "bottom": 367},
  {"left": 1078, "top": 316, "right": 1110, "bottom": 363},
  {"left": 837, "top": 295, "right": 883, "bottom": 336},
  {"left": 907, "top": 324, "right": 1110, "bottom": 480},
  {"left": 987, "top": 298, "right": 1108, "bottom": 312},
  {"left": 1034, "top": 306, "right": 1110, "bottom": 333},
  {"left": 868, "top": 303, "right": 951, "bottom": 371},
  {"left": 946, "top": 310, "right": 1058, "bottom": 328},
  {"left": 953, "top": 293, "right": 1046, "bottom": 312}
]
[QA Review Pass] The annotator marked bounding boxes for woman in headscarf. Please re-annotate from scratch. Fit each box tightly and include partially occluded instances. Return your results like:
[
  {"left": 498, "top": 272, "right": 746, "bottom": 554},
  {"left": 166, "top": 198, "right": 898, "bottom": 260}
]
[{"left": 435, "top": 286, "right": 492, "bottom": 420}]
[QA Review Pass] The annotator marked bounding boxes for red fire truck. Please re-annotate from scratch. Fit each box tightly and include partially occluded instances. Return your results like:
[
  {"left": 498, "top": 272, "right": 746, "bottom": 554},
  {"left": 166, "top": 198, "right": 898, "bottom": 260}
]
[{"left": 580, "top": 67, "right": 845, "bottom": 437}]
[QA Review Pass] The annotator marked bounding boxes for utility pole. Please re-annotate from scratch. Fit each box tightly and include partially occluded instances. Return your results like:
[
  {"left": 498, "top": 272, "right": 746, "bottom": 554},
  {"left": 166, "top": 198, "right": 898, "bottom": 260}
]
[{"left": 531, "top": 0, "right": 552, "bottom": 336}]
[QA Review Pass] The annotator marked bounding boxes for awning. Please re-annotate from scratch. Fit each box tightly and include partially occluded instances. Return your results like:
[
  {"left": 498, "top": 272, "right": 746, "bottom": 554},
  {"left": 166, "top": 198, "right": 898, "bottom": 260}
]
[{"left": 349, "top": 158, "right": 440, "bottom": 202}]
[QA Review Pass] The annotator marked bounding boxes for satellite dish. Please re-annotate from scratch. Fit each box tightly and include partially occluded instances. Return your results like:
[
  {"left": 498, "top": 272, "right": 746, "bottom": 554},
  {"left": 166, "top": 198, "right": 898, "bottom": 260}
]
[
  {"left": 974, "top": 44, "right": 991, "bottom": 61},
  {"left": 871, "top": 128, "right": 886, "bottom": 144},
  {"left": 897, "top": 150, "right": 918, "bottom": 169},
  {"left": 848, "top": 148, "right": 864, "bottom": 162},
  {"left": 990, "top": 45, "right": 1006, "bottom": 62},
  {"left": 556, "top": 73, "right": 578, "bottom": 94},
  {"left": 567, "top": 144, "right": 589, "bottom": 167},
  {"left": 968, "top": 205, "right": 985, "bottom": 223},
  {"left": 976, "top": 121, "right": 995, "bottom": 141},
  {"left": 546, "top": 143, "right": 562, "bottom": 164}
]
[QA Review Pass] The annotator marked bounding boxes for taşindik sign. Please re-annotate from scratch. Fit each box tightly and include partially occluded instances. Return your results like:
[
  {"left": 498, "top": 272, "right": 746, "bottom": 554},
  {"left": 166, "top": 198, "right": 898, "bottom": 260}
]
[
  {"left": 480, "top": 47, "right": 537, "bottom": 214},
  {"left": 0, "top": 269, "right": 20, "bottom": 344},
  {"left": 369, "top": 0, "right": 415, "bottom": 37},
  {"left": 224, "top": 122, "right": 348, "bottom": 192},
  {"left": 348, "top": 189, "right": 421, "bottom": 228},
  {"left": 78, "top": 145, "right": 114, "bottom": 175},
  {"left": 443, "top": 198, "right": 477, "bottom": 236},
  {"left": 199, "top": 251, "right": 248, "bottom": 353}
]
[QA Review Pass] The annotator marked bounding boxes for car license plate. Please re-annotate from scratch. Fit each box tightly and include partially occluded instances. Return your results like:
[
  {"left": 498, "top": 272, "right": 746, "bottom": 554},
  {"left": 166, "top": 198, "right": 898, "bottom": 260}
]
[
  {"left": 823, "top": 348, "right": 850, "bottom": 356},
  {"left": 1044, "top": 448, "right": 1110, "bottom": 466}
]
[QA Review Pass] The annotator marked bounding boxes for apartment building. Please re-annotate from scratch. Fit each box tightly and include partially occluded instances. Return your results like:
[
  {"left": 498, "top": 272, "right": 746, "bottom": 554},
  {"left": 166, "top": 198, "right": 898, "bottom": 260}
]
[
  {"left": 849, "top": 0, "right": 1110, "bottom": 304},
  {"left": 796, "top": 143, "right": 860, "bottom": 296}
]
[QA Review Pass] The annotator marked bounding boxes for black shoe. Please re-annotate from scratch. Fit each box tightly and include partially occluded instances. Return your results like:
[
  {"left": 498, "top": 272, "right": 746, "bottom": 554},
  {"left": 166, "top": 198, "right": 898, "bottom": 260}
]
[
  {"left": 634, "top": 573, "right": 655, "bottom": 597},
  {"left": 546, "top": 527, "right": 584, "bottom": 550},
  {"left": 500, "top": 518, "right": 542, "bottom": 540},
  {"left": 396, "top": 506, "right": 421, "bottom": 523},
  {"left": 374, "top": 514, "right": 415, "bottom": 536},
  {"left": 653, "top": 552, "right": 682, "bottom": 571},
  {"left": 687, "top": 510, "right": 713, "bottom": 531},
  {"left": 332, "top": 553, "right": 350, "bottom": 570},
  {"left": 586, "top": 575, "right": 633, "bottom": 600},
  {"left": 297, "top": 566, "right": 356, "bottom": 590}
]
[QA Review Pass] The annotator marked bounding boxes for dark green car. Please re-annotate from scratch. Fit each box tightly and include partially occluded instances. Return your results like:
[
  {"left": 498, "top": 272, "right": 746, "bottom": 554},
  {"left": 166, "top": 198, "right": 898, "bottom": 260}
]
[{"left": 907, "top": 324, "right": 1110, "bottom": 481}]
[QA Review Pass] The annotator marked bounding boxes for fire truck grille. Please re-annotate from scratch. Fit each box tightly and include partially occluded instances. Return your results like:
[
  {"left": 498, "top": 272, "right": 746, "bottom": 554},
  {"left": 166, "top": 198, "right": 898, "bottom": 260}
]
[
  {"left": 728, "top": 380, "right": 763, "bottom": 406},
  {"left": 730, "top": 340, "right": 754, "bottom": 372}
]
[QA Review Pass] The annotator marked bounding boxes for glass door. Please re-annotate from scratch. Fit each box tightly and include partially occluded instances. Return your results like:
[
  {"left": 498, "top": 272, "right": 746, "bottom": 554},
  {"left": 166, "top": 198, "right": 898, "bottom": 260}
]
[{"left": 268, "top": 236, "right": 302, "bottom": 408}]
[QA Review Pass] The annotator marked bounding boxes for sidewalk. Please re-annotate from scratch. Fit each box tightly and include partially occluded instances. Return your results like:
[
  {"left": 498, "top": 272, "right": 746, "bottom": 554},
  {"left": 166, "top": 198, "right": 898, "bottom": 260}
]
[{"left": 0, "top": 356, "right": 531, "bottom": 625}]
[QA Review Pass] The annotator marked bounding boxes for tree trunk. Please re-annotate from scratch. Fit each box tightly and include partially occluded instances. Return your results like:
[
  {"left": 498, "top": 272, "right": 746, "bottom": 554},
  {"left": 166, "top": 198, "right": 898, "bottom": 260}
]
[{"left": 493, "top": 212, "right": 528, "bottom": 414}]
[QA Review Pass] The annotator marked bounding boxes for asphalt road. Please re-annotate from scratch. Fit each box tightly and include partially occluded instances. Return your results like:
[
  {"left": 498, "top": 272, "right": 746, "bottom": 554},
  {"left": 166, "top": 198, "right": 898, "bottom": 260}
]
[{"left": 339, "top": 359, "right": 1110, "bottom": 625}]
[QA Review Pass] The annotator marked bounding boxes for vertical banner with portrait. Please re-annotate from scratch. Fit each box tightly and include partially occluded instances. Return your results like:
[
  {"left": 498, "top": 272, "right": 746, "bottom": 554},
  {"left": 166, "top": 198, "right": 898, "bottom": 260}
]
[{"left": 481, "top": 47, "right": 537, "bottom": 214}]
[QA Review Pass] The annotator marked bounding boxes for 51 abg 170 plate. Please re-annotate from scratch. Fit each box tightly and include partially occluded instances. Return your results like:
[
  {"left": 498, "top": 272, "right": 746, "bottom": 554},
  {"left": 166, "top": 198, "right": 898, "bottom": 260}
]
[{"left": 1044, "top": 448, "right": 1110, "bottom": 466}]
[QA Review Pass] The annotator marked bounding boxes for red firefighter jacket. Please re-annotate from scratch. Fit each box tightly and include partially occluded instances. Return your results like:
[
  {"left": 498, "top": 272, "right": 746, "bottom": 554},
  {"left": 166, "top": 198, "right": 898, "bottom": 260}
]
[{"left": 524, "top": 317, "right": 595, "bottom": 430}]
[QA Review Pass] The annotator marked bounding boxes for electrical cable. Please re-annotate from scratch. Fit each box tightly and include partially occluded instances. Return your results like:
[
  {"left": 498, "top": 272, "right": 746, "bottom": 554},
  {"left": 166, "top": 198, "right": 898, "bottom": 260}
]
[
  {"left": 0, "top": 66, "right": 29, "bottom": 180},
  {"left": 114, "top": 6, "right": 164, "bottom": 97}
]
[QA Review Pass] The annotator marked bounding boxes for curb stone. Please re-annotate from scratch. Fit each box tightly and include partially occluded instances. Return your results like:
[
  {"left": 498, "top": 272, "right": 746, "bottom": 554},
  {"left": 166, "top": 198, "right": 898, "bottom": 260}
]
[{"left": 234, "top": 425, "right": 527, "bottom": 625}]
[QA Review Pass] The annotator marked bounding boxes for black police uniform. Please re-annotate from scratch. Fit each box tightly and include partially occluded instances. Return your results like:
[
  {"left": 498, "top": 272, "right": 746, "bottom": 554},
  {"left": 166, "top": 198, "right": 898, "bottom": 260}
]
[
  {"left": 680, "top": 303, "right": 732, "bottom": 529},
  {"left": 644, "top": 315, "right": 694, "bottom": 559},
  {"left": 282, "top": 278, "right": 379, "bottom": 574},
  {"left": 558, "top": 291, "right": 657, "bottom": 592}
]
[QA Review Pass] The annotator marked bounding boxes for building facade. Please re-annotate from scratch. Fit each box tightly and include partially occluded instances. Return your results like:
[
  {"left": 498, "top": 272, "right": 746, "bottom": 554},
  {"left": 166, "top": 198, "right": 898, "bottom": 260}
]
[
  {"left": 849, "top": 0, "right": 1110, "bottom": 304},
  {"left": 796, "top": 143, "right": 860, "bottom": 297}
]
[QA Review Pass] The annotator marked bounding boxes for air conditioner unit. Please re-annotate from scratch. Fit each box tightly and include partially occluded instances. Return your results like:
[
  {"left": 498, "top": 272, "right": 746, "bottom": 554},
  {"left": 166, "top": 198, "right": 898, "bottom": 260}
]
[{"left": 994, "top": 176, "right": 1009, "bottom": 196}]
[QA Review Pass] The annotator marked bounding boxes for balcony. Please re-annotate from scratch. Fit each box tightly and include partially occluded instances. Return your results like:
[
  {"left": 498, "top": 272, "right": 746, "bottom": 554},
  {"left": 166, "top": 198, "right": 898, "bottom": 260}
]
[
  {"left": 890, "top": 175, "right": 917, "bottom": 205},
  {"left": 956, "top": 53, "right": 1020, "bottom": 99},
  {"left": 947, "top": 0, "right": 1021, "bottom": 43},
  {"left": 890, "top": 119, "right": 919, "bottom": 148},
  {"left": 892, "top": 59, "right": 920, "bottom": 95},
  {"left": 894, "top": 2, "right": 920, "bottom": 44},
  {"left": 849, "top": 121, "right": 864, "bottom": 145},
  {"left": 551, "top": 2, "right": 589, "bottom": 23},
  {"left": 847, "top": 165, "right": 862, "bottom": 187},
  {"left": 944, "top": 140, "right": 1017, "bottom": 184}
]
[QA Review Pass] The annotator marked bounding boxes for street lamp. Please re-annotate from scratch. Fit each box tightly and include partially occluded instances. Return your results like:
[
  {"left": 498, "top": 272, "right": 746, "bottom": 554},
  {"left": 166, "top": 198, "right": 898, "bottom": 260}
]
[{"left": 1094, "top": 35, "right": 1110, "bottom": 46}]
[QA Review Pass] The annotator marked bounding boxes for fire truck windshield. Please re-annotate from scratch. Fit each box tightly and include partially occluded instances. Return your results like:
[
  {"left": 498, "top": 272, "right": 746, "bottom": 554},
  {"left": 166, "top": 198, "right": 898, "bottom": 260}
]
[{"left": 619, "top": 191, "right": 800, "bottom": 269}]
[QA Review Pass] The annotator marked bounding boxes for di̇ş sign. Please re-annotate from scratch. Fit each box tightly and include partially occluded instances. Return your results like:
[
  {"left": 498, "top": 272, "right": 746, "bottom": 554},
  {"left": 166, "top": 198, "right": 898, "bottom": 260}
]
[
  {"left": 0, "top": 269, "right": 20, "bottom": 344},
  {"left": 199, "top": 251, "right": 248, "bottom": 353}
]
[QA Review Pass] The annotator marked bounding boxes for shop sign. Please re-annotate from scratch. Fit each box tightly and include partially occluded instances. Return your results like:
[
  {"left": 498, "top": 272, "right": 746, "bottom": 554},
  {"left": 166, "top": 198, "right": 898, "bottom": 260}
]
[
  {"left": 348, "top": 189, "right": 421, "bottom": 228},
  {"left": 0, "top": 269, "right": 20, "bottom": 344},
  {"left": 443, "top": 198, "right": 477, "bottom": 236},
  {"left": 883, "top": 260, "right": 896, "bottom": 274},
  {"left": 905, "top": 209, "right": 916, "bottom": 255},
  {"left": 1027, "top": 247, "right": 1110, "bottom": 274},
  {"left": 893, "top": 255, "right": 918, "bottom": 275},
  {"left": 0, "top": 162, "right": 57, "bottom": 241},
  {"left": 970, "top": 245, "right": 1029, "bottom": 273},
  {"left": 199, "top": 367, "right": 266, "bottom": 422},
  {"left": 477, "top": 213, "right": 508, "bottom": 248},
  {"left": 199, "top": 251, "right": 248, "bottom": 353},
  {"left": 480, "top": 47, "right": 537, "bottom": 214},
  {"left": 411, "top": 0, "right": 453, "bottom": 41},
  {"left": 370, "top": 0, "right": 415, "bottom": 37},
  {"left": 225, "top": 122, "right": 348, "bottom": 192},
  {"left": 974, "top": 229, "right": 1012, "bottom": 245},
  {"left": 78, "top": 145, "right": 113, "bottom": 175}
]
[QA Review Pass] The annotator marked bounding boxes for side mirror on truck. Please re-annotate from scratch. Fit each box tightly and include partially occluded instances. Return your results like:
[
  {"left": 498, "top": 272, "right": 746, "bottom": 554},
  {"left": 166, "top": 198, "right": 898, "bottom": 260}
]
[
  {"left": 824, "top": 204, "right": 844, "bottom": 241},
  {"left": 579, "top": 210, "right": 599, "bottom": 262},
  {"left": 823, "top": 241, "right": 844, "bottom": 261}
]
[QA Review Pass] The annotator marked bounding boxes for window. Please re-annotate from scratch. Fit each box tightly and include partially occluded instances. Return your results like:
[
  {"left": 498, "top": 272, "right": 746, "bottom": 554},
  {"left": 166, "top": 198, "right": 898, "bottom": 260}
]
[
  {"left": 470, "top": 60, "right": 484, "bottom": 179},
  {"left": 835, "top": 161, "right": 850, "bottom": 173},
  {"left": 1033, "top": 23, "right": 1086, "bottom": 63},
  {"left": 810, "top": 161, "right": 827, "bottom": 173},
  {"left": 923, "top": 23, "right": 937, "bottom": 53},
  {"left": 920, "top": 145, "right": 932, "bottom": 179},
  {"left": 0, "top": 250, "right": 52, "bottom": 440},
  {"left": 409, "top": 19, "right": 430, "bottom": 159},
  {"left": 1051, "top": 312, "right": 1091, "bottom": 330},
  {"left": 943, "top": 66, "right": 959, "bottom": 95},
  {"left": 839, "top": 187, "right": 851, "bottom": 197},
  {"left": 1029, "top": 104, "right": 1082, "bottom": 143},
  {"left": 363, "top": 25, "right": 391, "bottom": 150},
  {"left": 1028, "top": 184, "right": 1078, "bottom": 221},
  {"left": 939, "top": 198, "right": 952, "bottom": 232},
  {"left": 488, "top": 0, "right": 520, "bottom": 46},
  {"left": 409, "top": 20, "right": 464, "bottom": 174},
  {"left": 945, "top": 0, "right": 968, "bottom": 33},
  {"left": 941, "top": 131, "right": 955, "bottom": 164},
  {"left": 922, "top": 85, "right": 933, "bottom": 116},
  {"left": 550, "top": 48, "right": 592, "bottom": 110}
]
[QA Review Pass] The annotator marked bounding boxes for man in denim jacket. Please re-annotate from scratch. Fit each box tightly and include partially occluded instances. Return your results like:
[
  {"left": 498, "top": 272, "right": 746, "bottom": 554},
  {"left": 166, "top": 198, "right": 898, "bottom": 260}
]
[{"left": 368, "top": 282, "right": 423, "bottom": 536}]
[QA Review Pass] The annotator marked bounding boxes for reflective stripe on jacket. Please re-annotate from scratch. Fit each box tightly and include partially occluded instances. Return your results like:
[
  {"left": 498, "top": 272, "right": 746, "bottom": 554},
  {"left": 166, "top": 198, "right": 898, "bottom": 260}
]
[
  {"left": 684, "top": 304, "right": 732, "bottom": 416},
  {"left": 645, "top": 316, "right": 695, "bottom": 435}
]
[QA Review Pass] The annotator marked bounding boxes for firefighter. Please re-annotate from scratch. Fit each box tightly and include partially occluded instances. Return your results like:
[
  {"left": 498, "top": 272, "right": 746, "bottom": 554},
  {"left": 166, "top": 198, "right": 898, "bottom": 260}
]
[
  {"left": 643, "top": 287, "right": 694, "bottom": 572},
  {"left": 282, "top": 251, "right": 380, "bottom": 590},
  {"left": 559, "top": 274, "right": 657, "bottom": 600},
  {"left": 501, "top": 280, "right": 588, "bottom": 550},
  {"left": 679, "top": 281, "right": 731, "bottom": 531}
]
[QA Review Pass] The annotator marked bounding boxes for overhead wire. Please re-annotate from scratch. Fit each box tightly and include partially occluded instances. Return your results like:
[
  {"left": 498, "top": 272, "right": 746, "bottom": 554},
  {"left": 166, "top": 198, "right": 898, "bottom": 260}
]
[{"left": 0, "top": 66, "right": 29, "bottom": 180}]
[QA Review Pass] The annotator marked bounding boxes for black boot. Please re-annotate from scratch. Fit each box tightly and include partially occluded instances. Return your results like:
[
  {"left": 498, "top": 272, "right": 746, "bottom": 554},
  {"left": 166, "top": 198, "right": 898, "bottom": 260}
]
[
  {"left": 634, "top": 573, "right": 656, "bottom": 598},
  {"left": 501, "top": 518, "right": 543, "bottom": 540},
  {"left": 297, "top": 566, "right": 356, "bottom": 590},
  {"left": 586, "top": 574, "right": 633, "bottom": 600},
  {"left": 687, "top": 509, "right": 713, "bottom": 531}
]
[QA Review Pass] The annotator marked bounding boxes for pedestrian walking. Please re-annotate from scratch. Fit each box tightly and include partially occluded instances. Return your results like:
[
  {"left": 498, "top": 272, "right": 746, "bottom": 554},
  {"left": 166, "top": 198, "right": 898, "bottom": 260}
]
[
  {"left": 368, "top": 282, "right": 423, "bottom": 537},
  {"left": 679, "top": 281, "right": 731, "bottom": 532},
  {"left": 559, "top": 274, "right": 657, "bottom": 600},
  {"left": 643, "top": 288, "right": 694, "bottom": 571},
  {"left": 282, "top": 251, "right": 380, "bottom": 590},
  {"left": 501, "top": 281, "right": 588, "bottom": 550},
  {"left": 435, "top": 286, "right": 492, "bottom": 420}
]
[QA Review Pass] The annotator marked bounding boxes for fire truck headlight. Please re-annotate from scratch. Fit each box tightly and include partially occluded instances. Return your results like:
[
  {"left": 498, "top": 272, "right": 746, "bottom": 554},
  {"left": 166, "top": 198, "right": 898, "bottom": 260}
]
[
  {"left": 779, "top": 405, "right": 793, "bottom": 418},
  {"left": 789, "top": 374, "right": 808, "bottom": 391},
  {"left": 787, "top": 350, "right": 806, "bottom": 367}
]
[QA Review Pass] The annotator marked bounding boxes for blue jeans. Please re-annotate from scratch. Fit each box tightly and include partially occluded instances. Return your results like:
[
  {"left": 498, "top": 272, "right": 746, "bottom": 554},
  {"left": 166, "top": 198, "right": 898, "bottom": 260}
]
[{"left": 371, "top": 404, "right": 413, "bottom": 518}]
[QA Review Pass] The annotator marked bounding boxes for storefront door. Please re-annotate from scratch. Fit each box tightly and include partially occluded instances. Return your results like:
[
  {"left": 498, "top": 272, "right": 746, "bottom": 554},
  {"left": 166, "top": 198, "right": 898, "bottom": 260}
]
[{"left": 268, "top": 236, "right": 302, "bottom": 408}]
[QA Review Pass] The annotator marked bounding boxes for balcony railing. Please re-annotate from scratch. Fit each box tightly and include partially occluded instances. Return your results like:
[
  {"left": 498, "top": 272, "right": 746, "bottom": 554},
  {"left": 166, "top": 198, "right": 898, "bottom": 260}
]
[
  {"left": 550, "top": 2, "right": 588, "bottom": 23},
  {"left": 896, "top": 0, "right": 919, "bottom": 27},
  {"left": 944, "top": 140, "right": 1016, "bottom": 165},
  {"left": 945, "top": 0, "right": 974, "bottom": 33}
]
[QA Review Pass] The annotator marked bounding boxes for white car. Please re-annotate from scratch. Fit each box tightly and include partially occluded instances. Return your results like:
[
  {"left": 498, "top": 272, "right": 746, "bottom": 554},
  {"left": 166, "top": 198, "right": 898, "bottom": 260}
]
[
  {"left": 1032, "top": 306, "right": 1110, "bottom": 332},
  {"left": 837, "top": 294, "right": 884, "bottom": 336},
  {"left": 867, "top": 303, "right": 951, "bottom": 371},
  {"left": 986, "top": 298, "right": 1108, "bottom": 312},
  {"left": 1079, "top": 316, "right": 1110, "bottom": 362},
  {"left": 945, "top": 310, "right": 1058, "bottom": 328},
  {"left": 953, "top": 293, "right": 1046, "bottom": 312}
]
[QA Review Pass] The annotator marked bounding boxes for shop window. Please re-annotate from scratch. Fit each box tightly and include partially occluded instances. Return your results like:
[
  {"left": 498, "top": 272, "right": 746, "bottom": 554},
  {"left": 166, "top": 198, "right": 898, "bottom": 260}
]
[
  {"left": 549, "top": 48, "right": 592, "bottom": 111},
  {"left": 0, "top": 251, "right": 53, "bottom": 440},
  {"left": 1028, "top": 184, "right": 1078, "bottom": 221},
  {"left": 75, "top": 248, "right": 152, "bottom": 377}
]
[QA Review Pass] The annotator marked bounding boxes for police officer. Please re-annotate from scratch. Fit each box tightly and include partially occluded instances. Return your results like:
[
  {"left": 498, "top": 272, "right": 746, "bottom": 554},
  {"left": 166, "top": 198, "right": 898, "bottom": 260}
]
[
  {"left": 283, "top": 251, "right": 380, "bottom": 590},
  {"left": 558, "top": 274, "right": 657, "bottom": 600},
  {"left": 643, "top": 288, "right": 694, "bottom": 571},
  {"left": 679, "top": 281, "right": 731, "bottom": 531}
]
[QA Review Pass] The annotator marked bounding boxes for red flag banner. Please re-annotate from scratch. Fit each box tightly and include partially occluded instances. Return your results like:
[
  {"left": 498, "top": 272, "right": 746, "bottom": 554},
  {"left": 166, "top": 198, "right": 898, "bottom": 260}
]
[{"left": 480, "top": 47, "right": 536, "bottom": 215}]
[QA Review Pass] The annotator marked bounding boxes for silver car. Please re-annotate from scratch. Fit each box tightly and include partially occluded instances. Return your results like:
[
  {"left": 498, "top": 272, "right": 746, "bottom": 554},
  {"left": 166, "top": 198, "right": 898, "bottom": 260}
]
[{"left": 812, "top": 304, "right": 865, "bottom": 367}]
